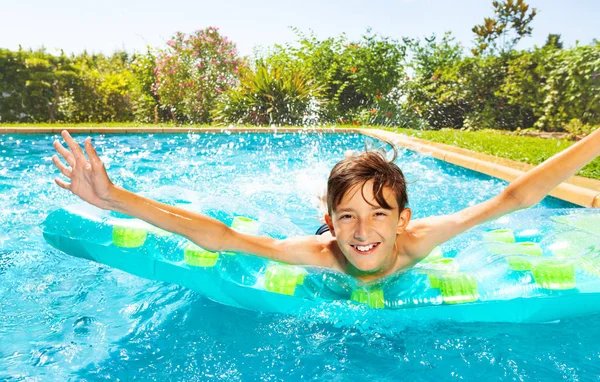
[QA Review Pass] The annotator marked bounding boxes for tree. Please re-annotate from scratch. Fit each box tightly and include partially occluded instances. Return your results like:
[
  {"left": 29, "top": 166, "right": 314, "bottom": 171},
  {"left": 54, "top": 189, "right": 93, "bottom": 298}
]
[
  {"left": 544, "top": 33, "right": 564, "bottom": 49},
  {"left": 472, "top": 0, "right": 537, "bottom": 56}
]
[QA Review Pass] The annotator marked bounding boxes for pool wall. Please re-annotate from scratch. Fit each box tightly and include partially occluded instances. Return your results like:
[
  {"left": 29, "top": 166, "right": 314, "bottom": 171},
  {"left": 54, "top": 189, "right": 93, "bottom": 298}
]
[{"left": 2, "top": 126, "right": 599, "bottom": 207}]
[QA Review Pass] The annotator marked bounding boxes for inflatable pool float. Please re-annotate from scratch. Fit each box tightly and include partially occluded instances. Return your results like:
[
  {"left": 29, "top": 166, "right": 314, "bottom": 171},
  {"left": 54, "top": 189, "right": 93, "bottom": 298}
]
[{"left": 42, "top": 193, "right": 600, "bottom": 323}]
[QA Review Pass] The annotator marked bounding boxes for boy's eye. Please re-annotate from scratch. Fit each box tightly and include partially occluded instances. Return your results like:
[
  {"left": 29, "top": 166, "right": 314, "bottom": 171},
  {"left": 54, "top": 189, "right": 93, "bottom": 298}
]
[
  {"left": 375, "top": 212, "right": 387, "bottom": 217},
  {"left": 340, "top": 214, "right": 353, "bottom": 220}
]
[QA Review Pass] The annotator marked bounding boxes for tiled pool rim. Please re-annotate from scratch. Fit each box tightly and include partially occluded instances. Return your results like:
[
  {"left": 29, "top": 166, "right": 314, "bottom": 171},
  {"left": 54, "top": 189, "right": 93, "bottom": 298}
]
[{"left": 3, "top": 126, "right": 599, "bottom": 208}]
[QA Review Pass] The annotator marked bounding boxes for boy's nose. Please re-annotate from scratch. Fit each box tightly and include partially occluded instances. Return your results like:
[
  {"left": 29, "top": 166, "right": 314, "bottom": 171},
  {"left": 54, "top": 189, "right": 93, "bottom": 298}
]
[{"left": 354, "top": 221, "right": 370, "bottom": 241}]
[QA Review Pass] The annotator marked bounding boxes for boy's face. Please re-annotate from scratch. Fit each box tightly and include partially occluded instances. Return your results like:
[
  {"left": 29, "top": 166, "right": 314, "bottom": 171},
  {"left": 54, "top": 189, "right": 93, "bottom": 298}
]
[{"left": 326, "top": 180, "right": 407, "bottom": 275}]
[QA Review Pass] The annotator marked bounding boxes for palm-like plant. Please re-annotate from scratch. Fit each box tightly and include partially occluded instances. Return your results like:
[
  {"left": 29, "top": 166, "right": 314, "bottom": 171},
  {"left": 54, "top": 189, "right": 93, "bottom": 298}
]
[{"left": 212, "top": 61, "right": 325, "bottom": 125}]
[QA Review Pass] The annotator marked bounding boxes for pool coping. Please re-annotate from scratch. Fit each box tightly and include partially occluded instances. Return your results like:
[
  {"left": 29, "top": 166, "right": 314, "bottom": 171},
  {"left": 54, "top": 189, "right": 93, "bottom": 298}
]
[{"left": 3, "top": 126, "right": 599, "bottom": 208}]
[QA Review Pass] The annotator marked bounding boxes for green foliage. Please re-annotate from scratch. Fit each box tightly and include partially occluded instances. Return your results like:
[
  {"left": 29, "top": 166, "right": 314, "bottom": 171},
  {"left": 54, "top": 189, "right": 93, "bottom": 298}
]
[
  {"left": 154, "top": 27, "right": 242, "bottom": 123},
  {"left": 404, "top": 32, "right": 599, "bottom": 132},
  {"left": 212, "top": 61, "right": 324, "bottom": 125},
  {"left": 472, "top": 0, "right": 537, "bottom": 56},
  {"left": 129, "top": 50, "right": 165, "bottom": 123},
  {"left": 563, "top": 119, "right": 598, "bottom": 136},
  {"left": 458, "top": 54, "right": 533, "bottom": 130},
  {"left": 0, "top": 48, "right": 78, "bottom": 122},
  {"left": 0, "top": 121, "right": 208, "bottom": 127},
  {"left": 534, "top": 45, "right": 600, "bottom": 130},
  {"left": 0, "top": 49, "right": 30, "bottom": 122},
  {"left": 404, "top": 32, "right": 463, "bottom": 79},
  {"left": 544, "top": 34, "right": 564, "bottom": 49},
  {"left": 68, "top": 52, "right": 135, "bottom": 122},
  {"left": 402, "top": 33, "right": 467, "bottom": 129},
  {"left": 264, "top": 29, "right": 407, "bottom": 124},
  {"left": 501, "top": 49, "right": 544, "bottom": 112},
  {"left": 353, "top": 88, "right": 427, "bottom": 129},
  {"left": 30, "top": 53, "right": 78, "bottom": 122},
  {"left": 502, "top": 44, "right": 600, "bottom": 131}
]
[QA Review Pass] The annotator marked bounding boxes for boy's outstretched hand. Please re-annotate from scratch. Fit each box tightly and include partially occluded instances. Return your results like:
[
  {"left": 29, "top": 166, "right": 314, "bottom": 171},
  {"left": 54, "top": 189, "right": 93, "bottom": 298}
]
[{"left": 52, "top": 130, "right": 115, "bottom": 210}]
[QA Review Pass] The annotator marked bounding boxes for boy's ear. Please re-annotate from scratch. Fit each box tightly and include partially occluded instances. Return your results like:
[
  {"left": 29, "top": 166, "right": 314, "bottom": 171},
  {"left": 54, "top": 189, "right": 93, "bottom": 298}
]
[
  {"left": 397, "top": 208, "right": 412, "bottom": 233},
  {"left": 324, "top": 214, "right": 335, "bottom": 236}
]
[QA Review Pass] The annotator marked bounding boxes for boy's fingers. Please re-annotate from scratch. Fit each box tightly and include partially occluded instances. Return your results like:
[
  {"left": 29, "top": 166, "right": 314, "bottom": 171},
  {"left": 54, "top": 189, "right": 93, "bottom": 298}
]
[
  {"left": 53, "top": 140, "right": 76, "bottom": 167},
  {"left": 54, "top": 177, "right": 71, "bottom": 190},
  {"left": 84, "top": 138, "right": 102, "bottom": 168},
  {"left": 52, "top": 155, "right": 72, "bottom": 178},
  {"left": 61, "top": 130, "right": 85, "bottom": 159}
]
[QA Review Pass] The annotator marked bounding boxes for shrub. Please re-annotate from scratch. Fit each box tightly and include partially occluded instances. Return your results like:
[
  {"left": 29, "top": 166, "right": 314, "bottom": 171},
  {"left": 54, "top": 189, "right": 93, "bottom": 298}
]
[
  {"left": 501, "top": 44, "right": 600, "bottom": 131},
  {"left": 263, "top": 29, "right": 406, "bottom": 123},
  {"left": 404, "top": 34, "right": 534, "bottom": 131},
  {"left": 534, "top": 45, "right": 600, "bottom": 131},
  {"left": 458, "top": 54, "right": 532, "bottom": 130},
  {"left": 153, "top": 27, "right": 242, "bottom": 123},
  {"left": 212, "top": 61, "right": 324, "bottom": 125},
  {"left": 130, "top": 50, "right": 165, "bottom": 123},
  {"left": 350, "top": 88, "right": 427, "bottom": 129},
  {"left": 563, "top": 119, "right": 598, "bottom": 136},
  {"left": 69, "top": 52, "right": 135, "bottom": 122},
  {"left": 0, "top": 49, "right": 79, "bottom": 122},
  {"left": 402, "top": 33, "right": 467, "bottom": 129},
  {"left": 0, "top": 49, "right": 31, "bottom": 122}
]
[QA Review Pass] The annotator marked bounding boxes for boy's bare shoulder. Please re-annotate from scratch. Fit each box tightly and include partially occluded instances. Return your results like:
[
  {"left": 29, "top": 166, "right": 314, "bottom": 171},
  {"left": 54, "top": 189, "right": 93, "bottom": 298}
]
[
  {"left": 276, "top": 233, "right": 339, "bottom": 268},
  {"left": 311, "top": 233, "right": 340, "bottom": 267},
  {"left": 399, "top": 217, "right": 443, "bottom": 261},
  {"left": 405, "top": 216, "right": 437, "bottom": 233}
]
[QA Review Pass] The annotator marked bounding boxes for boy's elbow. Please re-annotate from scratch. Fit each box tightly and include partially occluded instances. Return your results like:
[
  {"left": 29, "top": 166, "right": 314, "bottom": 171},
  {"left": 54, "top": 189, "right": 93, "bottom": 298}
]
[
  {"left": 214, "top": 226, "right": 235, "bottom": 251},
  {"left": 520, "top": 196, "right": 542, "bottom": 209},
  {"left": 190, "top": 225, "right": 232, "bottom": 252},
  {"left": 502, "top": 186, "right": 538, "bottom": 210}
]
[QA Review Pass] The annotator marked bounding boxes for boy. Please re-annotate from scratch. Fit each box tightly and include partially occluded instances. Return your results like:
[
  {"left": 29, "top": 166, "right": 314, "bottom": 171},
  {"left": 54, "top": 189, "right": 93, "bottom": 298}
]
[{"left": 51, "top": 129, "right": 600, "bottom": 283}]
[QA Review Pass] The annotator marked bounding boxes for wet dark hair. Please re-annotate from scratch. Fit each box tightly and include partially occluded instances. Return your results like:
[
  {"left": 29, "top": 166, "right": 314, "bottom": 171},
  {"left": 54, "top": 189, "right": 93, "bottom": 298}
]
[{"left": 327, "top": 146, "right": 408, "bottom": 215}]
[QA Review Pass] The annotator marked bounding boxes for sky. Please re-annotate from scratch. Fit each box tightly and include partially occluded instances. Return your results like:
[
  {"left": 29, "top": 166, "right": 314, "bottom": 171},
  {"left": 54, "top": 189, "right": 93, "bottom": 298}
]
[{"left": 0, "top": 0, "right": 598, "bottom": 58}]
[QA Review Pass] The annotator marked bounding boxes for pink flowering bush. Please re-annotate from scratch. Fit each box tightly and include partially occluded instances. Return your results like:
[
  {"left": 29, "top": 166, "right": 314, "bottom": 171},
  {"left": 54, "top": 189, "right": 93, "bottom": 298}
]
[{"left": 154, "top": 27, "right": 242, "bottom": 123}]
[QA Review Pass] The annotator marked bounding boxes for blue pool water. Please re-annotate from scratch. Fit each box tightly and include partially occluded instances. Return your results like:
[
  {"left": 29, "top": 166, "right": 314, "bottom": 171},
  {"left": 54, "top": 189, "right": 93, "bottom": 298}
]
[{"left": 1, "top": 132, "right": 598, "bottom": 380}]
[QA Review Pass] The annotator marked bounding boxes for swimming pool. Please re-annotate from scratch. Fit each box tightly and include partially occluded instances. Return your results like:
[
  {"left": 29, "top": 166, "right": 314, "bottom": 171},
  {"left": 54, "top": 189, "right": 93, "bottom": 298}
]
[{"left": 1, "top": 131, "right": 598, "bottom": 380}]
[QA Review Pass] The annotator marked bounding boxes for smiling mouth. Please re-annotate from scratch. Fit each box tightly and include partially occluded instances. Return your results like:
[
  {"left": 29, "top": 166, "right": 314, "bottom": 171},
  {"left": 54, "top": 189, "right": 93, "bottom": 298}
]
[{"left": 350, "top": 243, "right": 380, "bottom": 254}]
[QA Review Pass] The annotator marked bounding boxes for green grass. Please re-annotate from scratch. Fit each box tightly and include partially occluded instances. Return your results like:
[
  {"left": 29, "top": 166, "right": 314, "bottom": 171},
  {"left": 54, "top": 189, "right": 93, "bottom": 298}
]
[
  {"left": 385, "top": 127, "right": 600, "bottom": 180},
  {"left": 2, "top": 123, "right": 599, "bottom": 180}
]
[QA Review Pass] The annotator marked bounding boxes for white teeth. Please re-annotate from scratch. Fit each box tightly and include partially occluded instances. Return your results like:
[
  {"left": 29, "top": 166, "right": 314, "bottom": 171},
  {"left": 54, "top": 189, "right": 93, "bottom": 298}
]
[{"left": 354, "top": 244, "right": 375, "bottom": 252}]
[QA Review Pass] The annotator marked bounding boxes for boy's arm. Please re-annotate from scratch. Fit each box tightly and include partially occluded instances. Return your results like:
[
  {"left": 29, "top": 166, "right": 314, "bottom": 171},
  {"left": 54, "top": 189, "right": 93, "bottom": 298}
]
[
  {"left": 407, "top": 127, "right": 600, "bottom": 260},
  {"left": 108, "top": 186, "right": 332, "bottom": 266},
  {"left": 51, "top": 130, "right": 332, "bottom": 267}
]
